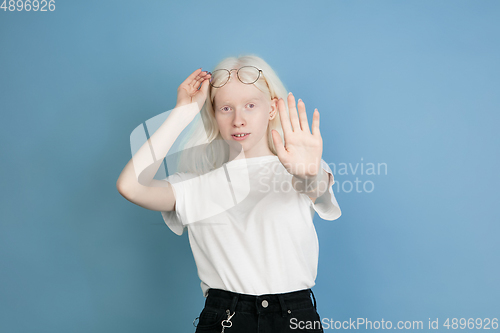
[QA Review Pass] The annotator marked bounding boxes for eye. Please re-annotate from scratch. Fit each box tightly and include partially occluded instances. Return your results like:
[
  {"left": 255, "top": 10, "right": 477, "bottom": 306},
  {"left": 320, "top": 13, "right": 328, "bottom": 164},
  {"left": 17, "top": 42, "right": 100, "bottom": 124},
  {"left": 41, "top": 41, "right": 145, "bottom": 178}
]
[
  {"left": 247, "top": 103, "right": 255, "bottom": 109},
  {"left": 220, "top": 106, "right": 231, "bottom": 112}
]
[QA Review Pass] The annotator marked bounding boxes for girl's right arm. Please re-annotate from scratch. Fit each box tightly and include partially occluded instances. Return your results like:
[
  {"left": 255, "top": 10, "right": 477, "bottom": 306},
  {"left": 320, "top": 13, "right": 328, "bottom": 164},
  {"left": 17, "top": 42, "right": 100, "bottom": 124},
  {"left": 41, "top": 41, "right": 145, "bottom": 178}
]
[{"left": 116, "top": 68, "right": 211, "bottom": 212}]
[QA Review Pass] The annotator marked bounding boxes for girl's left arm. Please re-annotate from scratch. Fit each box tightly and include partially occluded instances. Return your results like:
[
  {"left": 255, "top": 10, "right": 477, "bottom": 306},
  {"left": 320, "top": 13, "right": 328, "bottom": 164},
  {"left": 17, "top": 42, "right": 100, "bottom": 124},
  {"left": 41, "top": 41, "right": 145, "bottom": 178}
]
[{"left": 271, "top": 92, "right": 330, "bottom": 202}]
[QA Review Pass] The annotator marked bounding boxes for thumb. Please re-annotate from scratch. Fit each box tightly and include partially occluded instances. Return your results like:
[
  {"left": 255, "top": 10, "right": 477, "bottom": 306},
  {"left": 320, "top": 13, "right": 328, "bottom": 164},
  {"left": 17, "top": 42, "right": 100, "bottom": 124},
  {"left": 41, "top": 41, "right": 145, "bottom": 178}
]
[
  {"left": 194, "top": 79, "right": 210, "bottom": 109},
  {"left": 271, "top": 129, "right": 286, "bottom": 157},
  {"left": 199, "top": 77, "right": 211, "bottom": 97}
]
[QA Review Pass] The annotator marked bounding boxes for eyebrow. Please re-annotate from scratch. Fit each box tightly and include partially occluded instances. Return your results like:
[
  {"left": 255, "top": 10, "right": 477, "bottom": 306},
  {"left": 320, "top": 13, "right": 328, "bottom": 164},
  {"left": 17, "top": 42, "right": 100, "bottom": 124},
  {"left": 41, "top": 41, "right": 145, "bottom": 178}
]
[{"left": 218, "top": 97, "right": 260, "bottom": 105}]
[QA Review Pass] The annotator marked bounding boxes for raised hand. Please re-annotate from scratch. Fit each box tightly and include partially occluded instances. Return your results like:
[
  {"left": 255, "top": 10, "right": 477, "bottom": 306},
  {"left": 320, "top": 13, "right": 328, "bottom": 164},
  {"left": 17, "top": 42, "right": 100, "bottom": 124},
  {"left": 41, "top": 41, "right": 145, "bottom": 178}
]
[
  {"left": 176, "top": 68, "right": 212, "bottom": 110},
  {"left": 271, "top": 92, "right": 323, "bottom": 180}
]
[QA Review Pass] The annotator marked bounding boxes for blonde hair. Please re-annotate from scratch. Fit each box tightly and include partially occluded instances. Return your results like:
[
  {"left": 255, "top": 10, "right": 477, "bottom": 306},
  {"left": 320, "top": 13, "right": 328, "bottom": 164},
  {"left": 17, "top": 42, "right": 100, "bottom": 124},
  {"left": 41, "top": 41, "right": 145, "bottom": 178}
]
[{"left": 175, "top": 54, "right": 289, "bottom": 175}]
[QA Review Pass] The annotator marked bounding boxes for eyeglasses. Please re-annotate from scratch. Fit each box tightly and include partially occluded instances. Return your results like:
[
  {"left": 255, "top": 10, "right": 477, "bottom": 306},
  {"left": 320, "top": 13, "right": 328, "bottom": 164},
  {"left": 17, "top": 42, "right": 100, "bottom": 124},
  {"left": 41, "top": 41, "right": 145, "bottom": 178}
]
[{"left": 209, "top": 66, "right": 264, "bottom": 88}]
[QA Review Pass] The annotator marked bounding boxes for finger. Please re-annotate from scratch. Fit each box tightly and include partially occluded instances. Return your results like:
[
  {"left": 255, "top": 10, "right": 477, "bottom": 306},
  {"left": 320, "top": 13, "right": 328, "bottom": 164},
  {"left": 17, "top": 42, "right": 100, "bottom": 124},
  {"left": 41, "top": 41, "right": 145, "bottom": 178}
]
[
  {"left": 278, "top": 97, "right": 293, "bottom": 138},
  {"left": 199, "top": 73, "right": 211, "bottom": 94},
  {"left": 311, "top": 108, "right": 321, "bottom": 136},
  {"left": 271, "top": 129, "right": 286, "bottom": 157},
  {"left": 297, "top": 98, "right": 311, "bottom": 134},
  {"left": 288, "top": 92, "right": 301, "bottom": 131},
  {"left": 197, "top": 72, "right": 211, "bottom": 89},
  {"left": 182, "top": 68, "right": 203, "bottom": 87},
  {"left": 202, "top": 72, "right": 212, "bottom": 90},
  {"left": 190, "top": 71, "right": 209, "bottom": 90}
]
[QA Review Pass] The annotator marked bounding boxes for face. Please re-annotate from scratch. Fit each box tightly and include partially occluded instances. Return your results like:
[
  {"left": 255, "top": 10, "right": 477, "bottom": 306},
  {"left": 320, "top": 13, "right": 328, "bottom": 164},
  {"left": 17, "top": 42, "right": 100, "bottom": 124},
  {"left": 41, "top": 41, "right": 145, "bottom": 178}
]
[{"left": 213, "top": 78, "right": 278, "bottom": 159}]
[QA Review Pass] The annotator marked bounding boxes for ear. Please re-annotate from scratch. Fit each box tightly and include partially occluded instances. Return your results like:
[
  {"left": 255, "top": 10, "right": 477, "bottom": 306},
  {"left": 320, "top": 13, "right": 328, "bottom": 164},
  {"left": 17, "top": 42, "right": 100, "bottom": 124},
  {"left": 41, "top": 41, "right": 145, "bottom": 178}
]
[{"left": 269, "top": 97, "right": 279, "bottom": 120}]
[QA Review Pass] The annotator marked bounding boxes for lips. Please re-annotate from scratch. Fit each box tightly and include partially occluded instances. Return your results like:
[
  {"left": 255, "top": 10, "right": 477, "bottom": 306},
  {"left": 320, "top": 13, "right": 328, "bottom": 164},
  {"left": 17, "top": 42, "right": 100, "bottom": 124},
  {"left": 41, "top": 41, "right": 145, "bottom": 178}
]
[{"left": 231, "top": 133, "right": 250, "bottom": 140}]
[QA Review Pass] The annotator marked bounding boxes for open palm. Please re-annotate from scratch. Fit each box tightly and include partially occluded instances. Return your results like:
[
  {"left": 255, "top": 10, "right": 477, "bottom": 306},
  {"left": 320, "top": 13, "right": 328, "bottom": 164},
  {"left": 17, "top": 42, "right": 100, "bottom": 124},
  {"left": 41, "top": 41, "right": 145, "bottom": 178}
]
[{"left": 271, "top": 92, "right": 323, "bottom": 179}]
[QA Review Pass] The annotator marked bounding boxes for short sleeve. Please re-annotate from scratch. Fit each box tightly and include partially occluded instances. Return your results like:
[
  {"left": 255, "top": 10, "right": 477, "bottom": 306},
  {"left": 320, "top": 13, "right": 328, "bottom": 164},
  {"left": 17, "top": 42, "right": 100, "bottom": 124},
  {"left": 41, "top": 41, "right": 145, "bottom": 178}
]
[
  {"left": 160, "top": 172, "right": 187, "bottom": 236},
  {"left": 160, "top": 168, "right": 236, "bottom": 234},
  {"left": 303, "top": 159, "right": 342, "bottom": 221}
]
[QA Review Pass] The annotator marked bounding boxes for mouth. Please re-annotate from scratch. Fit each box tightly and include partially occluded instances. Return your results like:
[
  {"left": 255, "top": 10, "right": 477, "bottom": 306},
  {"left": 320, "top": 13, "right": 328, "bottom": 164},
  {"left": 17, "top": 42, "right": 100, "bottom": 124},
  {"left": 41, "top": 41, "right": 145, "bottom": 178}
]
[{"left": 231, "top": 133, "right": 250, "bottom": 140}]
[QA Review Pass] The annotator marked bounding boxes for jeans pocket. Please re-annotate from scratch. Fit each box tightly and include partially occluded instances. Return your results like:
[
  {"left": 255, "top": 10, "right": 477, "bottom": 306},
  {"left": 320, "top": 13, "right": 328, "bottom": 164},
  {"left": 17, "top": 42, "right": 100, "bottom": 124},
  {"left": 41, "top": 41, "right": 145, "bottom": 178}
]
[
  {"left": 288, "top": 306, "right": 324, "bottom": 332},
  {"left": 195, "top": 306, "right": 227, "bottom": 331}
]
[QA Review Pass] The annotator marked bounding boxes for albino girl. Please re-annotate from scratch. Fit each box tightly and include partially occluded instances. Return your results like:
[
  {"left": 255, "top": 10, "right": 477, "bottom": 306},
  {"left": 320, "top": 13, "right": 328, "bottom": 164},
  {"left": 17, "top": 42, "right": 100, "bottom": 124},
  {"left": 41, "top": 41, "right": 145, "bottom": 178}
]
[{"left": 117, "top": 54, "right": 341, "bottom": 333}]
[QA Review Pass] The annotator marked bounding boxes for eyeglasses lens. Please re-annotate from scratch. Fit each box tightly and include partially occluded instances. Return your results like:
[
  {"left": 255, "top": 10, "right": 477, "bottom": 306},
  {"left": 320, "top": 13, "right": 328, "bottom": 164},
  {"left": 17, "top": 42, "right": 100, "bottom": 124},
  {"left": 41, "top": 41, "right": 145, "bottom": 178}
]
[
  {"left": 237, "top": 66, "right": 260, "bottom": 84},
  {"left": 209, "top": 69, "right": 229, "bottom": 88},
  {"left": 209, "top": 66, "right": 260, "bottom": 88}
]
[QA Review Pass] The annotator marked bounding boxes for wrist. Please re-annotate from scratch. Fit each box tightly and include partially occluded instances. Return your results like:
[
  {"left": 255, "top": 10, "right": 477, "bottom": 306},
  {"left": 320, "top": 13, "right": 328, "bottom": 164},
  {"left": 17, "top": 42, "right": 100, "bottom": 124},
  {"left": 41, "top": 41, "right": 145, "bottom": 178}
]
[
  {"left": 171, "top": 102, "right": 200, "bottom": 122},
  {"left": 174, "top": 101, "right": 199, "bottom": 112},
  {"left": 292, "top": 163, "right": 322, "bottom": 182},
  {"left": 292, "top": 168, "right": 328, "bottom": 197}
]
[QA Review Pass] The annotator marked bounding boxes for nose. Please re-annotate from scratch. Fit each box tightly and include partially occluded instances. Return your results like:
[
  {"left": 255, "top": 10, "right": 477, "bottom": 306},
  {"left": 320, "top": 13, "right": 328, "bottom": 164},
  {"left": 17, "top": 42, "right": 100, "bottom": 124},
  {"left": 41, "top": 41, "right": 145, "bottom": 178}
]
[{"left": 232, "top": 108, "right": 246, "bottom": 127}]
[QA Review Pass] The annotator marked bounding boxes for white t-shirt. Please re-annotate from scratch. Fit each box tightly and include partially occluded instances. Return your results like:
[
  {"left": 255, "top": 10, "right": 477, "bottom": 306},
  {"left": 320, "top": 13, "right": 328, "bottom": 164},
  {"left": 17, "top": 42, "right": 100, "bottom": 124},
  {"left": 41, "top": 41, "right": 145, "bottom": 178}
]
[{"left": 161, "top": 155, "right": 341, "bottom": 297}]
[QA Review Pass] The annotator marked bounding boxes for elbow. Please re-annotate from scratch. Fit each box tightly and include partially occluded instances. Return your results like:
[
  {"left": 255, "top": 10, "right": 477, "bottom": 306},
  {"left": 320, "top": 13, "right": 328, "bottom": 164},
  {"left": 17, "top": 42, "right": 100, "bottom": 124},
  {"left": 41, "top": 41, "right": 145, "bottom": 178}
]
[
  {"left": 331, "top": 207, "right": 342, "bottom": 221},
  {"left": 322, "top": 207, "right": 342, "bottom": 221},
  {"left": 116, "top": 178, "right": 125, "bottom": 195},
  {"left": 116, "top": 179, "right": 133, "bottom": 200}
]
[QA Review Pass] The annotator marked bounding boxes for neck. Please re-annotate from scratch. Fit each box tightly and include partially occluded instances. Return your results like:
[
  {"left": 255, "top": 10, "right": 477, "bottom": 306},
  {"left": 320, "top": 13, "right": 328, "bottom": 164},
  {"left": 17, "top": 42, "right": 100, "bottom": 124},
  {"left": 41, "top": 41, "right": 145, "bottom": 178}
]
[{"left": 229, "top": 147, "right": 275, "bottom": 160}]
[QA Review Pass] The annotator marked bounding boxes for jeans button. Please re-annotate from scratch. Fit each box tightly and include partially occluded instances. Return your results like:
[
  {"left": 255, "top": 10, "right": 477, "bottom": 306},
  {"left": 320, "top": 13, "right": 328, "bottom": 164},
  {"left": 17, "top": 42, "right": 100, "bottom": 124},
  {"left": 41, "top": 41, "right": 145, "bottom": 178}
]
[{"left": 261, "top": 300, "right": 268, "bottom": 308}]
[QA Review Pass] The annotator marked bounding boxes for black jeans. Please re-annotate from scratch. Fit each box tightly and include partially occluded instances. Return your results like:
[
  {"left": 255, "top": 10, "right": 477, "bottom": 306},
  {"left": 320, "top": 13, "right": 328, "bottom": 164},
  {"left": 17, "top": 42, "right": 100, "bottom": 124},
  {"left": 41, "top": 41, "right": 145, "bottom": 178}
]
[{"left": 193, "top": 288, "right": 324, "bottom": 333}]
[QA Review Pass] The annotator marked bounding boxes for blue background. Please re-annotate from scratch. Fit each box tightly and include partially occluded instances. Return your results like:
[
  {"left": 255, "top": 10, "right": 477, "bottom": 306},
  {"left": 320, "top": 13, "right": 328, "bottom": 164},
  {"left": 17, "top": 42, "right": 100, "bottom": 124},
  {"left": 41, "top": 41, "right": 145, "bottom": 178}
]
[{"left": 1, "top": 0, "right": 499, "bottom": 332}]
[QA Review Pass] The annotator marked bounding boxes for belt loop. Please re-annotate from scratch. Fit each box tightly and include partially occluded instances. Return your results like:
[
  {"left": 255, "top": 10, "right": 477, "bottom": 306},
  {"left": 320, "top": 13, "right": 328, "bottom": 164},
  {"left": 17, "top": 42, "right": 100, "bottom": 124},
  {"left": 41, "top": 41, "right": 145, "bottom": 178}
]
[
  {"left": 278, "top": 294, "right": 288, "bottom": 318},
  {"left": 309, "top": 289, "right": 317, "bottom": 310},
  {"left": 229, "top": 293, "right": 239, "bottom": 313}
]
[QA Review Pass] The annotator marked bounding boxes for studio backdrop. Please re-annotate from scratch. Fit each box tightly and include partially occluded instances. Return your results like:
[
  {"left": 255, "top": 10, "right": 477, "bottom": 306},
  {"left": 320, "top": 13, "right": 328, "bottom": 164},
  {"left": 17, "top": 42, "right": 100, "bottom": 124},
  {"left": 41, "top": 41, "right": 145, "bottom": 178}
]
[{"left": 1, "top": 1, "right": 499, "bottom": 332}]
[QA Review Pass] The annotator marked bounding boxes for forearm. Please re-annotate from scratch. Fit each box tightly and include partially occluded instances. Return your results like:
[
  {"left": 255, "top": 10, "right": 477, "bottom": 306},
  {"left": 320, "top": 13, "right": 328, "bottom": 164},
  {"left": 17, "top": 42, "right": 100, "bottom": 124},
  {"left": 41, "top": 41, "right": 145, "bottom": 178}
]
[
  {"left": 117, "top": 102, "right": 199, "bottom": 191},
  {"left": 291, "top": 167, "right": 330, "bottom": 198}
]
